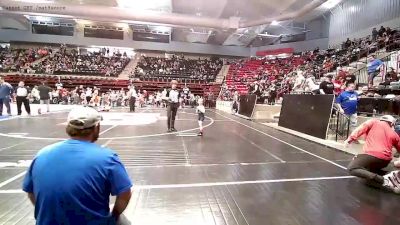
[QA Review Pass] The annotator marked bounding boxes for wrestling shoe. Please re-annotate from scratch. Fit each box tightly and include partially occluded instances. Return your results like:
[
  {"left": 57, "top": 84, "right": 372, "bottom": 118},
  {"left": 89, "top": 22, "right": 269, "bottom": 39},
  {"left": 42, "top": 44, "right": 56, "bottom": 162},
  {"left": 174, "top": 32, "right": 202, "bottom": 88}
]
[{"left": 171, "top": 128, "right": 177, "bottom": 132}]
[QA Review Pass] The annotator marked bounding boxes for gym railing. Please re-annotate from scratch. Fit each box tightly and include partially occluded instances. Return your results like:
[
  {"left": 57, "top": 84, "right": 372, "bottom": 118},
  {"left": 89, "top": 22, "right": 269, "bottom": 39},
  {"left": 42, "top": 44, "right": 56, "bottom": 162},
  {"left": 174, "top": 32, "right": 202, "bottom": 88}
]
[{"left": 329, "top": 108, "right": 351, "bottom": 141}]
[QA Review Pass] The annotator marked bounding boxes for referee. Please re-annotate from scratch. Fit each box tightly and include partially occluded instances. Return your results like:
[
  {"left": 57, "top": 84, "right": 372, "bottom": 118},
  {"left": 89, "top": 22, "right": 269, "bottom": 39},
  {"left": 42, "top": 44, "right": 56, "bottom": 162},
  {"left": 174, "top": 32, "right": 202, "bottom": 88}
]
[
  {"left": 165, "top": 80, "right": 180, "bottom": 132},
  {"left": 16, "top": 81, "right": 31, "bottom": 116}
]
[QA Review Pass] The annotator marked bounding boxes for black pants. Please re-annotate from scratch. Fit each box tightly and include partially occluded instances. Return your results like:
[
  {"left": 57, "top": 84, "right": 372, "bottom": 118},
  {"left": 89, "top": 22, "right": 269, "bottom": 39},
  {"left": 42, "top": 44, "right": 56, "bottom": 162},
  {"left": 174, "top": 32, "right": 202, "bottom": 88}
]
[
  {"left": 0, "top": 97, "right": 11, "bottom": 116},
  {"left": 167, "top": 102, "right": 179, "bottom": 130},
  {"left": 16, "top": 96, "right": 31, "bottom": 115},
  {"left": 348, "top": 154, "right": 390, "bottom": 186},
  {"left": 129, "top": 97, "right": 136, "bottom": 112}
]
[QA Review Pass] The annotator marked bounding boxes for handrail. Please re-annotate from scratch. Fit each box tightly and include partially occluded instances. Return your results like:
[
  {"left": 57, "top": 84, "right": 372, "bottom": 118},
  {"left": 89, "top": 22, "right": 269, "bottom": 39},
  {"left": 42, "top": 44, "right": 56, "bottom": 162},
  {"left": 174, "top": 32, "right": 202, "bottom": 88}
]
[
  {"left": 351, "top": 37, "right": 400, "bottom": 75},
  {"left": 329, "top": 107, "right": 351, "bottom": 141}
]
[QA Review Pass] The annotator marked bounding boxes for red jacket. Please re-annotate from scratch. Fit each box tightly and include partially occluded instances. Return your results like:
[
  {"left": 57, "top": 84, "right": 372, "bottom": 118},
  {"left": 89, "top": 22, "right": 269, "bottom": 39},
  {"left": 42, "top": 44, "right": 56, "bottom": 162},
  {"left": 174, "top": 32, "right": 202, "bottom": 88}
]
[{"left": 349, "top": 119, "right": 400, "bottom": 161}]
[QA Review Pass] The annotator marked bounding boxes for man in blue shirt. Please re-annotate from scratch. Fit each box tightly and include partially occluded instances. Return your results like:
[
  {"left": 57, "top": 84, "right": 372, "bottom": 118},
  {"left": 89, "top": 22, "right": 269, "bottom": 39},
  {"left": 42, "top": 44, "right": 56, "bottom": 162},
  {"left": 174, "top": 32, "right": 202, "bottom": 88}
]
[
  {"left": 336, "top": 83, "right": 359, "bottom": 127},
  {"left": 0, "top": 76, "right": 13, "bottom": 116},
  {"left": 23, "top": 107, "right": 132, "bottom": 225},
  {"left": 367, "top": 55, "right": 383, "bottom": 87}
]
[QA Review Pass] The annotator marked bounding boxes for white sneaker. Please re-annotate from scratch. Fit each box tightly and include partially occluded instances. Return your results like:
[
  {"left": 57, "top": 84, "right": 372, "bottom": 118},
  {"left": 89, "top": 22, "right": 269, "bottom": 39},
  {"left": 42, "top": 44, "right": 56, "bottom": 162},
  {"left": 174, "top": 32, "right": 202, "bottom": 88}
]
[{"left": 383, "top": 171, "right": 400, "bottom": 194}]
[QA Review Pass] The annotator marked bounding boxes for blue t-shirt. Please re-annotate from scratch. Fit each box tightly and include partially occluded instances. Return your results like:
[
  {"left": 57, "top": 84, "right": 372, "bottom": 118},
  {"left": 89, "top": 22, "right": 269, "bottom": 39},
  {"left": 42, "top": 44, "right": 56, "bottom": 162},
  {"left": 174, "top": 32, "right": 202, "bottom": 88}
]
[
  {"left": 336, "top": 91, "right": 358, "bottom": 115},
  {"left": 23, "top": 139, "right": 132, "bottom": 225},
  {"left": 367, "top": 59, "right": 383, "bottom": 73}
]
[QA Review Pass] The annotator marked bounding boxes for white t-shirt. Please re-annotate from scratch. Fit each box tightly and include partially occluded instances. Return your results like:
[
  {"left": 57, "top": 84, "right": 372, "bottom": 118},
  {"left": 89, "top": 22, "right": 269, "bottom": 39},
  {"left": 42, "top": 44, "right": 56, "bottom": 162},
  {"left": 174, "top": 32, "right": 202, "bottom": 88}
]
[
  {"left": 304, "top": 78, "right": 319, "bottom": 92},
  {"left": 168, "top": 89, "right": 180, "bottom": 103},
  {"left": 85, "top": 89, "right": 92, "bottom": 97},
  {"left": 196, "top": 105, "right": 205, "bottom": 114},
  {"left": 130, "top": 89, "right": 138, "bottom": 98},
  {"left": 16, "top": 87, "right": 28, "bottom": 97}
]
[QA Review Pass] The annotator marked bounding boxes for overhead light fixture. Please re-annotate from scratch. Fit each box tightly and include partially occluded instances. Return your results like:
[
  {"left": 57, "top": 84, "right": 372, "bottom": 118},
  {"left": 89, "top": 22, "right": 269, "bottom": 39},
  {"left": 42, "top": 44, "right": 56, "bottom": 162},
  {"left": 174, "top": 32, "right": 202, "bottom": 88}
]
[
  {"left": 271, "top": 20, "right": 279, "bottom": 26},
  {"left": 258, "top": 33, "right": 281, "bottom": 38},
  {"left": 321, "top": 0, "right": 341, "bottom": 9},
  {"left": 28, "top": 16, "right": 53, "bottom": 22},
  {"left": 116, "top": 23, "right": 130, "bottom": 30},
  {"left": 154, "top": 26, "right": 170, "bottom": 33},
  {"left": 15, "top": 0, "right": 54, "bottom": 3},
  {"left": 117, "top": 0, "right": 170, "bottom": 10}
]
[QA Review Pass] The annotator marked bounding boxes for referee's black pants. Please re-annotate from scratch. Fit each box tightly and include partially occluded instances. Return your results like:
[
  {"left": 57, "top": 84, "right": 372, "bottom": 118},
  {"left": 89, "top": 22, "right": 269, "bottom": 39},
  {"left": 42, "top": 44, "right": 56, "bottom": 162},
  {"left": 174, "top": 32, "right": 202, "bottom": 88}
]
[
  {"left": 167, "top": 102, "right": 179, "bottom": 130},
  {"left": 16, "top": 96, "right": 31, "bottom": 115},
  {"left": 129, "top": 97, "right": 136, "bottom": 112}
]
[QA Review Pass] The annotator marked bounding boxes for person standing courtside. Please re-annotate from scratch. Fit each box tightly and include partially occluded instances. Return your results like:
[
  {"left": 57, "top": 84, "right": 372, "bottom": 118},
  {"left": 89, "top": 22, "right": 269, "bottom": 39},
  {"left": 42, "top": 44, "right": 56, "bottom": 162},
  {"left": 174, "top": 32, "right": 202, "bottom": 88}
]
[
  {"left": 37, "top": 81, "right": 52, "bottom": 114},
  {"left": 165, "top": 80, "right": 180, "bottom": 132},
  {"left": 23, "top": 107, "right": 132, "bottom": 224},
  {"left": 128, "top": 85, "right": 137, "bottom": 112},
  {"left": 16, "top": 81, "right": 31, "bottom": 116},
  {"left": 0, "top": 76, "right": 13, "bottom": 116}
]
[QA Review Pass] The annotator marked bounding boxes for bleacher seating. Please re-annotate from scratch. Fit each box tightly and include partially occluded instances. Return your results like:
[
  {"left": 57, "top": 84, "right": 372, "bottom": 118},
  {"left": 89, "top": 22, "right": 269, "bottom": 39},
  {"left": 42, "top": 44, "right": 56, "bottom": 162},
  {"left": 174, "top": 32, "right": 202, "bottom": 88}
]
[
  {"left": 132, "top": 55, "right": 223, "bottom": 83},
  {"left": 225, "top": 56, "right": 307, "bottom": 94},
  {"left": 34, "top": 48, "right": 130, "bottom": 77},
  {"left": 0, "top": 46, "right": 51, "bottom": 73},
  {"left": 222, "top": 26, "right": 400, "bottom": 100}
]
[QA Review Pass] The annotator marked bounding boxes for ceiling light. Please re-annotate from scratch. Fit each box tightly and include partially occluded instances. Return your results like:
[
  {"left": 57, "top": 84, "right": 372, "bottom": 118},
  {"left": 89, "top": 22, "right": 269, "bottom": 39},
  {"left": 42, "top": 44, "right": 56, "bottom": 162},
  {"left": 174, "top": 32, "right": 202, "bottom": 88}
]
[
  {"left": 32, "top": 16, "right": 52, "bottom": 22},
  {"left": 321, "top": 0, "right": 341, "bottom": 9},
  {"left": 15, "top": 0, "right": 54, "bottom": 3},
  {"left": 117, "top": 0, "right": 170, "bottom": 10},
  {"left": 154, "top": 26, "right": 170, "bottom": 33}
]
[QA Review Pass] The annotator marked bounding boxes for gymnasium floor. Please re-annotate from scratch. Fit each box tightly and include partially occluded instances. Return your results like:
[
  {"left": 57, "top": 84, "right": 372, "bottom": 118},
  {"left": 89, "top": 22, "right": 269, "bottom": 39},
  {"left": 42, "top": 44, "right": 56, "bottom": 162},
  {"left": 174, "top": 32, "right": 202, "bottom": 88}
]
[{"left": 0, "top": 107, "right": 399, "bottom": 225}]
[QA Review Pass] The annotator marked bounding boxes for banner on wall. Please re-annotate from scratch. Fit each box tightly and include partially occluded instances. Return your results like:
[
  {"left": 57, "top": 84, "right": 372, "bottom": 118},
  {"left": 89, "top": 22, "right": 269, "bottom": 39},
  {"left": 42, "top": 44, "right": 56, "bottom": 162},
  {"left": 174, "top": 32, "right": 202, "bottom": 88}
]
[{"left": 256, "top": 48, "right": 294, "bottom": 56}]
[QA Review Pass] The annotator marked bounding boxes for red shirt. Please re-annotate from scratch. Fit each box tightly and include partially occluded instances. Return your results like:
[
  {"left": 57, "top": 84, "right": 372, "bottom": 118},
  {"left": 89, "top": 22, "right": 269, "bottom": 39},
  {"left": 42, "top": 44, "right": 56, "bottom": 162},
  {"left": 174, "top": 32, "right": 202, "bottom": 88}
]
[{"left": 349, "top": 119, "right": 400, "bottom": 161}]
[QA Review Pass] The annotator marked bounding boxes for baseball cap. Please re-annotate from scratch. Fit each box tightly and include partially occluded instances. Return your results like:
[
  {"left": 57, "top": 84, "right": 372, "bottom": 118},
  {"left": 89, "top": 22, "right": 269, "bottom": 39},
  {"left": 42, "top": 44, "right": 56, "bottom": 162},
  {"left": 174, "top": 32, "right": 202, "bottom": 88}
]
[
  {"left": 67, "top": 107, "right": 103, "bottom": 129},
  {"left": 379, "top": 115, "right": 397, "bottom": 125}
]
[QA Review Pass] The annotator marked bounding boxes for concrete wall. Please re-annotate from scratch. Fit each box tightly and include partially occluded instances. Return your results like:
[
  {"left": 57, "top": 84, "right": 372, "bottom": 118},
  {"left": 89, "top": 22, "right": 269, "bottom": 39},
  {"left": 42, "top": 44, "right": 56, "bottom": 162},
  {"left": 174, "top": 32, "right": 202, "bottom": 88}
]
[{"left": 250, "top": 38, "right": 329, "bottom": 56}]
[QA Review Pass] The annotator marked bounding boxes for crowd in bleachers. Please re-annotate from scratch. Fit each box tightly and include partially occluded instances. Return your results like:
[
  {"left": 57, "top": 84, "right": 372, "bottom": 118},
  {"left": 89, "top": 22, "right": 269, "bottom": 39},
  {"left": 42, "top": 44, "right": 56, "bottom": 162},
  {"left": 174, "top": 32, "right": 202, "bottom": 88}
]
[
  {"left": 0, "top": 46, "right": 51, "bottom": 73},
  {"left": 220, "top": 26, "right": 400, "bottom": 104},
  {"left": 32, "top": 46, "right": 130, "bottom": 77},
  {"left": 0, "top": 45, "right": 131, "bottom": 77},
  {"left": 132, "top": 54, "right": 223, "bottom": 82}
]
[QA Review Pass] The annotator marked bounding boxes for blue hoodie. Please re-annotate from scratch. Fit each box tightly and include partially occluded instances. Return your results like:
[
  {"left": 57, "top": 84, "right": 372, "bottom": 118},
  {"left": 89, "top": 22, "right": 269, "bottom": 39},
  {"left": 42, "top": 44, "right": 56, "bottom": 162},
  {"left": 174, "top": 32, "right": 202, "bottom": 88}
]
[{"left": 0, "top": 82, "right": 13, "bottom": 99}]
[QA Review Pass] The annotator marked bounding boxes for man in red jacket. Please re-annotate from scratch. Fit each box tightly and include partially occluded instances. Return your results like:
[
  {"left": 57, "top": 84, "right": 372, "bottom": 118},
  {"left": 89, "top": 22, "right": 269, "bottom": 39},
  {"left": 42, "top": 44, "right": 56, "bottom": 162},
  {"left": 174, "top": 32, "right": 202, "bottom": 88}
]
[{"left": 345, "top": 115, "right": 400, "bottom": 193}]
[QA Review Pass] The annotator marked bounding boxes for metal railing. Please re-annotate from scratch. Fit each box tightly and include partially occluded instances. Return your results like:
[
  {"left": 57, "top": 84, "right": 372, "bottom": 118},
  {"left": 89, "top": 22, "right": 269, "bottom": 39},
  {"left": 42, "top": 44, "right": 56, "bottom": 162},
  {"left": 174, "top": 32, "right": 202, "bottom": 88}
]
[
  {"left": 354, "top": 39, "right": 400, "bottom": 85},
  {"left": 328, "top": 108, "right": 351, "bottom": 141},
  {"left": 354, "top": 51, "right": 395, "bottom": 85}
]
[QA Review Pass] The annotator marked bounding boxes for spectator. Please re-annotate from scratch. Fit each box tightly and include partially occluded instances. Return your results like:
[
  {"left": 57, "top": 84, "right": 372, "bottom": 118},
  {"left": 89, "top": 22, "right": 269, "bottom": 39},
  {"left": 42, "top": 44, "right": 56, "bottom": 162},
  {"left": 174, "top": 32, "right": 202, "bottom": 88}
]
[
  {"left": 319, "top": 75, "right": 334, "bottom": 95},
  {"left": 344, "top": 38, "right": 352, "bottom": 49},
  {"left": 293, "top": 71, "right": 305, "bottom": 93},
  {"left": 372, "top": 28, "right": 378, "bottom": 41},
  {"left": 22, "top": 107, "right": 132, "bottom": 224},
  {"left": 304, "top": 75, "right": 320, "bottom": 94},
  {"left": 37, "top": 81, "right": 52, "bottom": 114},
  {"left": 384, "top": 67, "right": 398, "bottom": 84},
  {"left": 16, "top": 81, "right": 31, "bottom": 116},
  {"left": 344, "top": 72, "right": 357, "bottom": 85},
  {"left": 367, "top": 55, "right": 383, "bottom": 87},
  {"left": 336, "top": 83, "right": 359, "bottom": 127},
  {"left": 378, "top": 26, "right": 386, "bottom": 37},
  {"left": 0, "top": 76, "right": 13, "bottom": 116}
]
